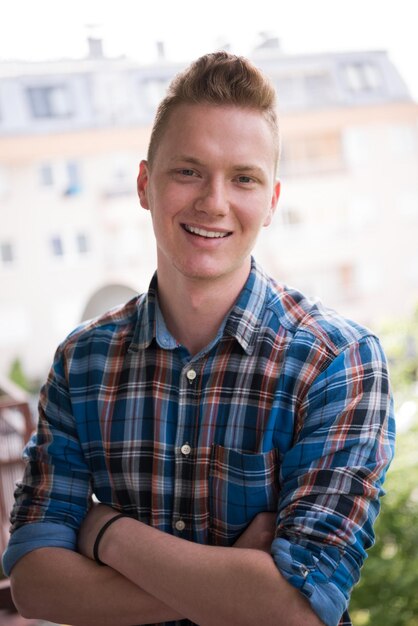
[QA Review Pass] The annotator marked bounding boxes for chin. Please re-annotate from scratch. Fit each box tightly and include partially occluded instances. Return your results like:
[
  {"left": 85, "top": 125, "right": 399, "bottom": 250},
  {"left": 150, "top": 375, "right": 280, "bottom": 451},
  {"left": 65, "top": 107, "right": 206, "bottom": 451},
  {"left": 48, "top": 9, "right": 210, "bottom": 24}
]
[
  {"left": 175, "top": 261, "right": 225, "bottom": 281},
  {"left": 178, "top": 259, "right": 248, "bottom": 284},
  {"left": 183, "top": 269, "right": 223, "bottom": 281}
]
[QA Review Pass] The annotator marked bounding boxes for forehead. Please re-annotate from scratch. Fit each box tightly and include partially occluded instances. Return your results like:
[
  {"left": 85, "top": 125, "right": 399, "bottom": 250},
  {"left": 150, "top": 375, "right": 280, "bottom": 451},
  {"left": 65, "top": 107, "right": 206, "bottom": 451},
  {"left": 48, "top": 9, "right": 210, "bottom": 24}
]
[{"left": 154, "top": 103, "right": 277, "bottom": 170}]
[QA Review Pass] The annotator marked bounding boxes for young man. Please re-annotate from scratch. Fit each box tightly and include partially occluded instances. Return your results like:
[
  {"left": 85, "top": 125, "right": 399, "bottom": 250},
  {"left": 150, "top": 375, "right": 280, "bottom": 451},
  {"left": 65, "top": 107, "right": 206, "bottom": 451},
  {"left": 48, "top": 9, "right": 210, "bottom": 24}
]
[{"left": 3, "top": 52, "right": 395, "bottom": 626}]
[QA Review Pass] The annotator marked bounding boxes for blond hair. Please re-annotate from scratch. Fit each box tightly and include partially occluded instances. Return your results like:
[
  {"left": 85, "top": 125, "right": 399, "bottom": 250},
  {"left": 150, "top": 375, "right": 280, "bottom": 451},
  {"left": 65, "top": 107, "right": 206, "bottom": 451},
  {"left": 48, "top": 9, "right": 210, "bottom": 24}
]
[{"left": 147, "top": 51, "right": 280, "bottom": 166}]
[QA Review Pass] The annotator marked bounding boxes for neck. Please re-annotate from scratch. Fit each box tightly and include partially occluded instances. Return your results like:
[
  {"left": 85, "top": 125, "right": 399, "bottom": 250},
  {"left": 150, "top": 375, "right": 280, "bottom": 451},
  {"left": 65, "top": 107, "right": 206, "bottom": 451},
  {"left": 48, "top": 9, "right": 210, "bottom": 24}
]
[{"left": 157, "top": 266, "right": 250, "bottom": 356}]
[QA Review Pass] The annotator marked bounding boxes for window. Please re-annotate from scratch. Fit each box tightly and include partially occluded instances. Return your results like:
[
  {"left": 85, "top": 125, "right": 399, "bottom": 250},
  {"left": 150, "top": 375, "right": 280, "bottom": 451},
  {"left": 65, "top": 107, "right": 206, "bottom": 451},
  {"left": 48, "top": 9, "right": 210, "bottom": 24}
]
[
  {"left": 343, "top": 63, "right": 382, "bottom": 93},
  {"left": 50, "top": 236, "right": 64, "bottom": 257},
  {"left": 38, "top": 160, "right": 83, "bottom": 195},
  {"left": 1, "top": 242, "right": 14, "bottom": 265},
  {"left": 64, "top": 161, "right": 82, "bottom": 196},
  {"left": 39, "top": 163, "right": 54, "bottom": 187},
  {"left": 76, "top": 233, "right": 89, "bottom": 254},
  {"left": 27, "top": 85, "right": 73, "bottom": 119}
]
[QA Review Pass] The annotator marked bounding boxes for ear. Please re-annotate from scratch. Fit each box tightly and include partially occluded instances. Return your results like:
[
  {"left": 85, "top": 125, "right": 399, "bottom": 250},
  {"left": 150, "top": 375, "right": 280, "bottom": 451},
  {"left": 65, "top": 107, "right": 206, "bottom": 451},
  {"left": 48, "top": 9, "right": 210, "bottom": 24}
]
[
  {"left": 263, "top": 179, "right": 281, "bottom": 227},
  {"left": 137, "top": 160, "right": 150, "bottom": 210}
]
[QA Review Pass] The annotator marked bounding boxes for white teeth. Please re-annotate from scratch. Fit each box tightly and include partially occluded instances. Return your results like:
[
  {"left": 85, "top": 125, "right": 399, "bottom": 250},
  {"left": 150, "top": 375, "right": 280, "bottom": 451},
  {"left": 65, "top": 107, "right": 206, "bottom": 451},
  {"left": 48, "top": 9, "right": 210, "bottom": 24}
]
[{"left": 184, "top": 225, "right": 229, "bottom": 239}]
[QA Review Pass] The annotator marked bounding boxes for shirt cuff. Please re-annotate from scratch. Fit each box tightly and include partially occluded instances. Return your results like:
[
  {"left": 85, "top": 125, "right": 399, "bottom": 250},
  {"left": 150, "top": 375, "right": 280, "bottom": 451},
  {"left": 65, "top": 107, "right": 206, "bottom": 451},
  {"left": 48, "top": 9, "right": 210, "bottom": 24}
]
[
  {"left": 271, "top": 537, "right": 352, "bottom": 626},
  {"left": 2, "top": 522, "right": 77, "bottom": 577}
]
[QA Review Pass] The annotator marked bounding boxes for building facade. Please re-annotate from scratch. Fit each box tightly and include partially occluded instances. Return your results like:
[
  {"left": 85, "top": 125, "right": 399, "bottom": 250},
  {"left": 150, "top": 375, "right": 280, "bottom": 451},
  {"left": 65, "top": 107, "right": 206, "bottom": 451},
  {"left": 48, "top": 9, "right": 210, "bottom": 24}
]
[{"left": 1, "top": 40, "right": 418, "bottom": 381}]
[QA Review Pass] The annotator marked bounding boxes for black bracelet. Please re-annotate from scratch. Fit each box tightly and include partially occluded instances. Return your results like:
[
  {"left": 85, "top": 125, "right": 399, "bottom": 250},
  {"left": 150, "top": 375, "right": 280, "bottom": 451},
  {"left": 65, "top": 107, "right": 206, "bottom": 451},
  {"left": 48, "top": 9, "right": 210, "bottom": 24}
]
[{"left": 93, "top": 513, "right": 129, "bottom": 566}]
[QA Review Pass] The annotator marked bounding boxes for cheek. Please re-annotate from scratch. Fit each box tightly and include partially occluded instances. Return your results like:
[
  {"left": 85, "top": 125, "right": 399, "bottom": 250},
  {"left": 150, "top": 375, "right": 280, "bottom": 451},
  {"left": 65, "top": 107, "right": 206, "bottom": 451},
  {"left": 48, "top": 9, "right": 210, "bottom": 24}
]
[
  {"left": 154, "top": 186, "right": 190, "bottom": 216},
  {"left": 241, "top": 200, "right": 273, "bottom": 231}
]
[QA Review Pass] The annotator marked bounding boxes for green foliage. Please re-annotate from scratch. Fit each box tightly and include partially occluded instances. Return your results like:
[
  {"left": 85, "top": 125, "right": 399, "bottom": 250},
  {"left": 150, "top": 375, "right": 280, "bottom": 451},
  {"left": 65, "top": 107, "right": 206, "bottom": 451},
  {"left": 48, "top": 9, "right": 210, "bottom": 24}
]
[
  {"left": 350, "top": 410, "right": 418, "bottom": 625},
  {"left": 8, "top": 357, "right": 31, "bottom": 392},
  {"left": 7, "top": 356, "right": 40, "bottom": 394},
  {"left": 380, "top": 304, "right": 418, "bottom": 392},
  {"left": 349, "top": 308, "right": 418, "bottom": 625}
]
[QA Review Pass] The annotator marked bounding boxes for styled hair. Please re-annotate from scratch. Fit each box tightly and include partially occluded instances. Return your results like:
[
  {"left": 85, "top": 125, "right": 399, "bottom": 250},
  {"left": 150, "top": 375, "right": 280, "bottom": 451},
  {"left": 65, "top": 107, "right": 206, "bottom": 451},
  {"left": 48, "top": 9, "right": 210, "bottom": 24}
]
[{"left": 147, "top": 51, "right": 280, "bottom": 167}]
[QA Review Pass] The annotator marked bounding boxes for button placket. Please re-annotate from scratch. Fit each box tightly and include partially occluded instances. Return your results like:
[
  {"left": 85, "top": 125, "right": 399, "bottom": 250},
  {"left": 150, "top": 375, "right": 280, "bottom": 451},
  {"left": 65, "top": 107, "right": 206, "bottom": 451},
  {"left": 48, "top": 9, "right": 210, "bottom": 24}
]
[
  {"left": 186, "top": 368, "right": 197, "bottom": 383},
  {"left": 175, "top": 519, "right": 186, "bottom": 532},
  {"left": 172, "top": 363, "right": 199, "bottom": 538},
  {"left": 181, "top": 443, "right": 192, "bottom": 456}
]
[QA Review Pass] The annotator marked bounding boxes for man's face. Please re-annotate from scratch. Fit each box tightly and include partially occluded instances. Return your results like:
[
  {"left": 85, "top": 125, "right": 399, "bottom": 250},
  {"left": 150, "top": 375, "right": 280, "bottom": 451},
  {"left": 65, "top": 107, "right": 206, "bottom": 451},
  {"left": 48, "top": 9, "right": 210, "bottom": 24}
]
[{"left": 137, "top": 103, "right": 280, "bottom": 287}]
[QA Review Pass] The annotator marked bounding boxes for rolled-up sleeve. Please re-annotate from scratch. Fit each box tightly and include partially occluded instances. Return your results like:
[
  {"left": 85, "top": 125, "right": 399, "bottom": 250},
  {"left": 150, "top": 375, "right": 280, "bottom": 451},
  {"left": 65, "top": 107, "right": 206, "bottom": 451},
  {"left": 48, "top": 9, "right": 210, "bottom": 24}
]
[
  {"left": 272, "top": 335, "right": 395, "bottom": 626},
  {"left": 2, "top": 522, "right": 77, "bottom": 576},
  {"left": 2, "top": 344, "right": 92, "bottom": 574}
]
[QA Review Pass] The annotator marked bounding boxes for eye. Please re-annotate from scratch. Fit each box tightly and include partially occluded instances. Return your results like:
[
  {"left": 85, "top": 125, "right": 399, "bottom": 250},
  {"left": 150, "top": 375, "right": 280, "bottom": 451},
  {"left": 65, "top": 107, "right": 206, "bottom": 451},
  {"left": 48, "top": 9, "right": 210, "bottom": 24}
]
[
  {"left": 236, "top": 175, "right": 254, "bottom": 184},
  {"left": 179, "top": 169, "right": 197, "bottom": 177},
  {"left": 171, "top": 168, "right": 200, "bottom": 181}
]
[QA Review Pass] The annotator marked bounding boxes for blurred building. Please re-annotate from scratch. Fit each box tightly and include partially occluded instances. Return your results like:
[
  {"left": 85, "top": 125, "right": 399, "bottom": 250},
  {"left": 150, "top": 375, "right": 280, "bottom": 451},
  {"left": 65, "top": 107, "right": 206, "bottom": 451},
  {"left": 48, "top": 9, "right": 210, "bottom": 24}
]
[
  {"left": 252, "top": 38, "right": 418, "bottom": 327},
  {"left": 1, "top": 38, "right": 418, "bottom": 381}
]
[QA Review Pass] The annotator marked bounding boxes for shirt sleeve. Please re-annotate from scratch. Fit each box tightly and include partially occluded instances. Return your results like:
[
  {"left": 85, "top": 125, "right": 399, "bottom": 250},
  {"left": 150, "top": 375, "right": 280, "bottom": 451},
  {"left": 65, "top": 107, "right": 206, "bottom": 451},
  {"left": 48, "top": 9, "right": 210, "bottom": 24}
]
[
  {"left": 2, "top": 343, "right": 92, "bottom": 573},
  {"left": 2, "top": 522, "right": 77, "bottom": 576},
  {"left": 271, "top": 334, "right": 395, "bottom": 626}
]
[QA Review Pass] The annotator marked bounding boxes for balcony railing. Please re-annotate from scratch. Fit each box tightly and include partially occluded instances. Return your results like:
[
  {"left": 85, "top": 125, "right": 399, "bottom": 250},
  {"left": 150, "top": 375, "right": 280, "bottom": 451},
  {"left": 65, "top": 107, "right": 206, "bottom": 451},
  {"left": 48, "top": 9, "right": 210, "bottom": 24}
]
[{"left": 0, "top": 395, "right": 33, "bottom": 621}]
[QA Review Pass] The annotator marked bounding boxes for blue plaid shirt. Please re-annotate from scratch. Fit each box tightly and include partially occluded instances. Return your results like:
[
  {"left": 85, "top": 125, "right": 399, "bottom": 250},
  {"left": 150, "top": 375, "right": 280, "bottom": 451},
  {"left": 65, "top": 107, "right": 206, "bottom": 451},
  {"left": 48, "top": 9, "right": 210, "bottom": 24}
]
[{"left": 3, "top": 259, "right": 395, "bottom": 626}]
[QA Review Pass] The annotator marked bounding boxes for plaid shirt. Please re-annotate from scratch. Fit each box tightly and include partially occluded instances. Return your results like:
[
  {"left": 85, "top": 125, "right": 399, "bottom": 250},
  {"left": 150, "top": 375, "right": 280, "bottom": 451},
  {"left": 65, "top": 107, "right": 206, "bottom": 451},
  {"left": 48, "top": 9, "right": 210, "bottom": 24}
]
[{"left": 3, "top": 259, "right": 395, "bottom": 626}]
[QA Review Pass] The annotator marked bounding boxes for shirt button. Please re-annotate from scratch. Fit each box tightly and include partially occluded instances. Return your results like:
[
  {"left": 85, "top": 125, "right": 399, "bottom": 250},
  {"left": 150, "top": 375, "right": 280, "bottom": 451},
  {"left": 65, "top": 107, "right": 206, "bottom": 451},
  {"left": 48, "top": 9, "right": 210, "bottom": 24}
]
[
  {"left": 186, "top": 369, "right": 197, "bottom": 381},
  {"left": 181, "top": 443, "right": 192, "bottom": 456},
  {"left": 175, "top": 519, "right": 186, "bottom": 532}
]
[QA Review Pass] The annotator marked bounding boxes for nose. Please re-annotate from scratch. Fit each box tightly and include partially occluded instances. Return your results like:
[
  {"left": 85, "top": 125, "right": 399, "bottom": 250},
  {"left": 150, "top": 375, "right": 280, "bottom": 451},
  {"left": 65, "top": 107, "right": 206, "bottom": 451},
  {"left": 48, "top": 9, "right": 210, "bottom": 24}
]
[{"left": 194, "top": 177, "right": 229, "bottom": 217}]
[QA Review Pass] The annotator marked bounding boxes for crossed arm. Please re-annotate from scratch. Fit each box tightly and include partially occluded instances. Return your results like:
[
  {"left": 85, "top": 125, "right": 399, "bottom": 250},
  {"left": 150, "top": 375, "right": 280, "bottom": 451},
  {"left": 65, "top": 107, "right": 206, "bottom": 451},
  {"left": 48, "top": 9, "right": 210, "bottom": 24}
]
[
  {"left": 9, "top": 335, "right": 394, "bottom": 625},
  {"left": 11, "top": 507, "right": 323, "bottom": 626}
]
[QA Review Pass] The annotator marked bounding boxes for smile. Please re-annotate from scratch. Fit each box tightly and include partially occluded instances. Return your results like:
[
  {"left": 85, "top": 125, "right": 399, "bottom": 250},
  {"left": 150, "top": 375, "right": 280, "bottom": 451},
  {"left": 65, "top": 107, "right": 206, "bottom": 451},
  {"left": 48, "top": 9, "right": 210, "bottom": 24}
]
[{"left": 183, "top": 225, "right": 231, "bottom": 239}]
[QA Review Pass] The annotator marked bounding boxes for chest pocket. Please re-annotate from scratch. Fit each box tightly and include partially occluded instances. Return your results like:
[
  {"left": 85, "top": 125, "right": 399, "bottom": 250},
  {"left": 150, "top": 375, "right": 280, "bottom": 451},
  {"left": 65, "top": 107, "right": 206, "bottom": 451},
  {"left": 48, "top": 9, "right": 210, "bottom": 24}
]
[{"left": 209, "top": 444, "right": 279, "bottom": 546}]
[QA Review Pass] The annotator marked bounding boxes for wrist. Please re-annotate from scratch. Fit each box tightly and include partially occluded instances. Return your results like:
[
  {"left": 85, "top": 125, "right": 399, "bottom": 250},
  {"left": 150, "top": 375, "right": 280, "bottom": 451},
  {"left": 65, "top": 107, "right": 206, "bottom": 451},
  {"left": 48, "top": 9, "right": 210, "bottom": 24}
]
[
  {"left": 99, "top": 515, "right": 138, "bottom": 568},
  {"left": 93, "top": 514, "right": 130, "bottom": 565}
]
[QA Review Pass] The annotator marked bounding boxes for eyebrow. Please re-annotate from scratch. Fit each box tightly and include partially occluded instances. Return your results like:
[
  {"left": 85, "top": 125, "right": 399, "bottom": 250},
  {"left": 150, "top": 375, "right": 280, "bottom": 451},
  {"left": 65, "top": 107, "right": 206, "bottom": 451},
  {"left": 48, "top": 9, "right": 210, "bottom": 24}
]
[
  {"left": 169, "top": 155, "right": 202, "bottom": 165},
  {"left": 169, "top": 155, "right": 266, "bottom": 176}
]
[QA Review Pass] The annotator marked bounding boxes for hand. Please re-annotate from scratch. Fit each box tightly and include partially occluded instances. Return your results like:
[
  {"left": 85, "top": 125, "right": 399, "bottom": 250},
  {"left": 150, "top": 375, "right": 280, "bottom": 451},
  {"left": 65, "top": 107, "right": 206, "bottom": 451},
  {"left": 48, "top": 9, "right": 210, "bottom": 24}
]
[
  {"left": 233, "top": 512, "right": 277, "bottom": 553},
  {"left": 77, "top": 503, "right": 119, "bottom": 561}
]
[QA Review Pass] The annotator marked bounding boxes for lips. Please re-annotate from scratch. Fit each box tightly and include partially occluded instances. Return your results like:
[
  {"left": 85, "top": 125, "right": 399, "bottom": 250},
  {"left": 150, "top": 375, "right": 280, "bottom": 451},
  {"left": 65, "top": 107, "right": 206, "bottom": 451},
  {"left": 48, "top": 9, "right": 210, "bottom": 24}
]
[{"left": 183, "top": 224, "right": 231, "bottom": 239}]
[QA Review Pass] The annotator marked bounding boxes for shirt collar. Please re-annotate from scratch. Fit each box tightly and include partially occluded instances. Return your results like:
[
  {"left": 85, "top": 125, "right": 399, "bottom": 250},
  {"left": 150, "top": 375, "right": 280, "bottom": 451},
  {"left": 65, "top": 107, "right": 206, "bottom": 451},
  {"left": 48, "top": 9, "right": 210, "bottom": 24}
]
[
  {"left": 224, "top": 258, "right": 269, "bottom": 355},
  {"left": 129, "top": 259, "right": 269, "bottom": 355},
  {"left": 128, "top": 273, "right": 158, "bottom": 352},
  {"left": 155, "top": 298, "right": 180, "bottom": 350}
]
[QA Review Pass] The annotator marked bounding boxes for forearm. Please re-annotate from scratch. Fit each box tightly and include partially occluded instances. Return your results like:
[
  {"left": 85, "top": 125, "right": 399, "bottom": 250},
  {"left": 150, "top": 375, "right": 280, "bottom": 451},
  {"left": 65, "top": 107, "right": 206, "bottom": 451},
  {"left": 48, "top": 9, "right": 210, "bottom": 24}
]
[
  {"left": 10, "top": 547, "right": 183, "bottom": 625},
  {"left": 100, "top": 518, "right": 324, "bottom": 626}
]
